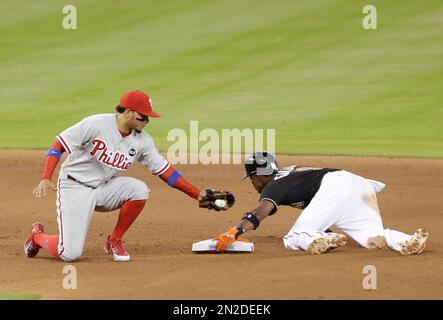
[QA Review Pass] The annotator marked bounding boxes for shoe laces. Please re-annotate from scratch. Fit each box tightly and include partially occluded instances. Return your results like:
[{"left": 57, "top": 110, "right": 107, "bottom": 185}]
[{"left": 109, "top": 239, "right": 127, "bottom": 255}]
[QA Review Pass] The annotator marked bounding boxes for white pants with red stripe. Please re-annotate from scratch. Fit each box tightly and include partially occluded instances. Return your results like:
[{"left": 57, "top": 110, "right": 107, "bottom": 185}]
[
  {"left": 282, "top": 170, "right": 412, "bottom": 252},
  {"left": 56, "top": 176, "right": 149, "bottom": 262}
]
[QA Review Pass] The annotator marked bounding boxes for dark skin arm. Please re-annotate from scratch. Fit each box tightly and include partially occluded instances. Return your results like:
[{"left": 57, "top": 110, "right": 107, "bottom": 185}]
[
  {"left": 215, "top": 166, "right": 328, "bottom": 251},
  {"left": 238, "top": 166, "right": 322, "bottom": 232},
  {"left": 236, "top": 199, "right": 275, "bottom": 233}
]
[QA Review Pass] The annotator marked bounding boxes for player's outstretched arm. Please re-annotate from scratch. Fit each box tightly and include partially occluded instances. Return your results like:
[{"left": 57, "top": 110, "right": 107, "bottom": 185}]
[
  {"left": 214, "top": 200, "right": 275, "bottom": 252},
  {"left": 157, "top": 165, "right": 201, "bottom": 199},
  {"left": 157, "top": 166, "right": 234, "bottom": 211}
]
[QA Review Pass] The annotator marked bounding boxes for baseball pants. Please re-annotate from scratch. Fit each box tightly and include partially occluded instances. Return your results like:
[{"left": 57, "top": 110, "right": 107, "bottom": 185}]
[
  {"left": 283, "top": 170, "right": 412, "bottom": 252},
  {"left": 56, "top": 176, "right": 150, "bottom": 261}
]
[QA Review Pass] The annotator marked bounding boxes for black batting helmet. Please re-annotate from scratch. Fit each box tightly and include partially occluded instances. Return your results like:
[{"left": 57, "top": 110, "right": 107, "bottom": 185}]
[{"left": 242, "top": 151, "right": 279, "bottom": 180}]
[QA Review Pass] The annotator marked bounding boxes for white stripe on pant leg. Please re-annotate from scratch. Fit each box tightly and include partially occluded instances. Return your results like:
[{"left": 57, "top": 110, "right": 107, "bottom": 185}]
[
  {"left": 56, "top": 178, "right": 65, "bottom": 256},
  {"left": 56, "top": 179, "right": 97, "bottom": 261}
]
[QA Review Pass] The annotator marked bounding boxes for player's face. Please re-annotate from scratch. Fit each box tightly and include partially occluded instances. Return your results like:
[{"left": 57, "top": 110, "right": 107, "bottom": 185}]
[
  {"left": 129, "top": 110, "right": 149, "bottom": 133},
  {"left": 250, "top": 175, "right": 266, "bottom": 193}
]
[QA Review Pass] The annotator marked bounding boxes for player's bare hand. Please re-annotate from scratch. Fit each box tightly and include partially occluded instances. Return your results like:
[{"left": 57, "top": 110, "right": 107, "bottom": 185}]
[{"left": 33, "top": 179, "right": 57, "bottom": 198}]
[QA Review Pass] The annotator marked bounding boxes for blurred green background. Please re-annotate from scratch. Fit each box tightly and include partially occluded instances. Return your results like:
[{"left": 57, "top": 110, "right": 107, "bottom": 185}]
[{"left": 1, "top": 0, "right": 442, "bottom": 157}]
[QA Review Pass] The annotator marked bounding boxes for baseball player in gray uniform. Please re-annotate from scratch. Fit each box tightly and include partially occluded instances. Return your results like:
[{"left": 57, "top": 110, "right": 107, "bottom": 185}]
[{"left": 25, "top": 90, "right": 227, "bottom": 262}]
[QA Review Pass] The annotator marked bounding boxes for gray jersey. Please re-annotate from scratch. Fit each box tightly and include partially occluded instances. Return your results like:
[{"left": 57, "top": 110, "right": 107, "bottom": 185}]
[{"left": 57, "top": 114, "right": 169, "bottom": 187}]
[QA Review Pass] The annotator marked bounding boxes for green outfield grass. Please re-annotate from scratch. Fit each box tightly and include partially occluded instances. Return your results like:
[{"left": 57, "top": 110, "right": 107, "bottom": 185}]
[
  {"left": 0, "top": 292, "right": 41, "bottom": 300},
  {"left": 0, "top": 0, "right": 442, "bottom": 157}
]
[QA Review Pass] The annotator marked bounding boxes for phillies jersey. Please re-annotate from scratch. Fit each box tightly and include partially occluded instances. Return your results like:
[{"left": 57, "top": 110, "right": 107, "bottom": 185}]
[
  {"left": 259, "top": 167, "right": 341, "bottom": 213},
  {"left": 57, "top": 114, "right": 169, "bottom": 187}
]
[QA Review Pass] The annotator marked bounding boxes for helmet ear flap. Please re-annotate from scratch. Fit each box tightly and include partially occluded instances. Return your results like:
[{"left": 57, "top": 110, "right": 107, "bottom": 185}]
[{"left": 242, "top": 158, "right": 257, "bottom": 180}]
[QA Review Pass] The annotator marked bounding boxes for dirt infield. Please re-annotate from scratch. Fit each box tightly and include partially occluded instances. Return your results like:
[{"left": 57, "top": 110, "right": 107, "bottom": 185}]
[{"left": 1, "top": 150, "right": 442, "bottom": 299}]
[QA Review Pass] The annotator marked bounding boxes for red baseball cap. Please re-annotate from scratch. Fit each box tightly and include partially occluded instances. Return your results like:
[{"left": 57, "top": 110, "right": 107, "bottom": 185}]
[{"left": 119, "top": 90, "right": 160, "bottom": 118}]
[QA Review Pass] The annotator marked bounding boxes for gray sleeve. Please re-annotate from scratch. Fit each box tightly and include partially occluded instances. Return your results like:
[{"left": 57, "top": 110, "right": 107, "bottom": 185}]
[
  {"left": 138, "top": 135, "right": 170, "bottom": 175},
  {"left": 57, "top": 117, "right": 97, "bottom": 153}
]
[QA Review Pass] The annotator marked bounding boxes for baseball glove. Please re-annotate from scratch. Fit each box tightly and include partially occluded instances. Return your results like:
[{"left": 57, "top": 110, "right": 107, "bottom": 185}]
[{"left": 199, "top": 189, "right": 235, "bottom": 211}]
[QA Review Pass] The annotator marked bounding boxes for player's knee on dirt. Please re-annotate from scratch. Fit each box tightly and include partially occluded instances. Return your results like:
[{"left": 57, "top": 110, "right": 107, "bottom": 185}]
[
  {"left": 59, "top": 249, "right": 83, "bottom": 262},
  {"left": 345, "top": 229, "right": 385, "bottom": 249},
  {"left": 366, "top": 235, "right": 389, "bottom": 250},
  {"left": 58, "top": 240, "right": 85, "bottom": 262}
]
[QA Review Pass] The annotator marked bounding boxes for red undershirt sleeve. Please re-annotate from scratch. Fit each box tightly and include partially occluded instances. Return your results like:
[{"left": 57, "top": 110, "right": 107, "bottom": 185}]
[
  {"left": 41, "top": 140, "right": 65, "bottom": 180},
  {"left": 158, "top": 166, "right": 201, "bottom": 200}
]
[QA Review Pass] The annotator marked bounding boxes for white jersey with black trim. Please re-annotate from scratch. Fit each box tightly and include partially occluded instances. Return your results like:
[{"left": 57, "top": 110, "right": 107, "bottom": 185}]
[{"left": 57, "top": 114, "right": 169, "bottom": 187}]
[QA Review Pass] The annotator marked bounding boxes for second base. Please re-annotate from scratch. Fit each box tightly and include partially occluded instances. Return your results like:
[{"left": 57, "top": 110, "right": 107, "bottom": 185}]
[{"left": 192, "top": 239, "right": 254, "bottom": 253}]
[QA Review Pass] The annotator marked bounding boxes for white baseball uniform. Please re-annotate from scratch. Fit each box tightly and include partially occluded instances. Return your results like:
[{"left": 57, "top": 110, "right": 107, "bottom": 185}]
[
  {"left": 55, "top": 114, "right": 170, "bottom": 261},
  {"left": 258, "top": 168, "right": 412, "bottom": 252}
]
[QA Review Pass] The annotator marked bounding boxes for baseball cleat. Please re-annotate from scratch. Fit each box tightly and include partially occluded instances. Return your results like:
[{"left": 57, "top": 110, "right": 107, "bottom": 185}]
[
  {"left": 24, "top": 222, "right": 44, "bottom": 258},
  {"left": 104, "top": 236, "right": 131, "bottom": 262},
  {"left": 400, "top": 228, "right": 428, "bottom": 255},
  {"left": 308, "top": 233, "right": 347, "bottom": 255}
]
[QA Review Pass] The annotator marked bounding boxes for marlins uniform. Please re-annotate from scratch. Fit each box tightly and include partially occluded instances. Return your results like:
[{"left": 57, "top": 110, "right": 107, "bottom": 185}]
[
  {"left": 214, "top": 152, "right": 428, "bottom": 255},
  {"left": 260, "top": 166, "right": 417, "bottom": 253}
]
